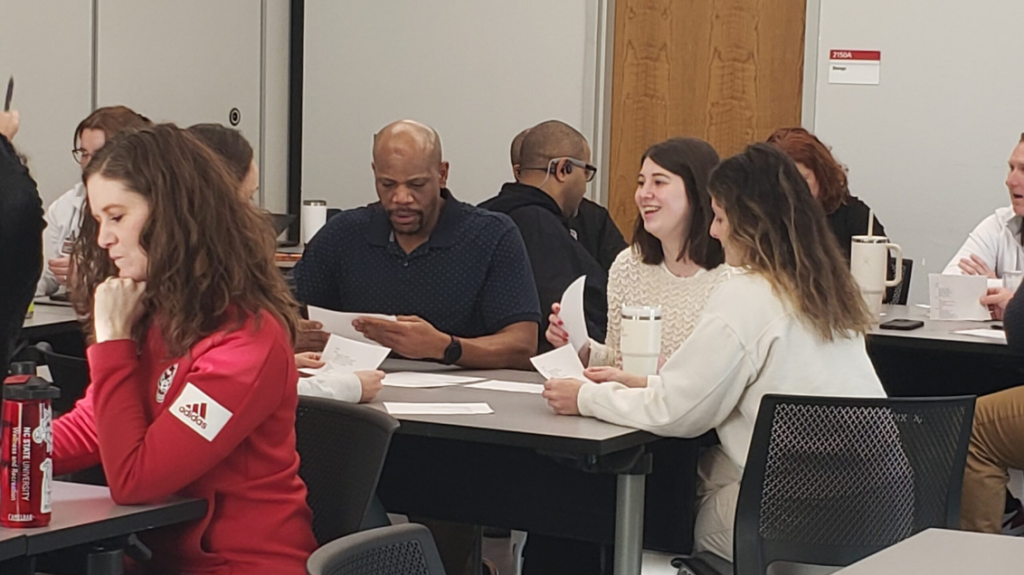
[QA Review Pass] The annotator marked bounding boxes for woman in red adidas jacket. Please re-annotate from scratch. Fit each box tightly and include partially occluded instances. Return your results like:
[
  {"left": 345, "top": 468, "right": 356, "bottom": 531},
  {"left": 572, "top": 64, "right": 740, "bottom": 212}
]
[{"left": 54, "top": 124, "right": 316, "bottom": 574}]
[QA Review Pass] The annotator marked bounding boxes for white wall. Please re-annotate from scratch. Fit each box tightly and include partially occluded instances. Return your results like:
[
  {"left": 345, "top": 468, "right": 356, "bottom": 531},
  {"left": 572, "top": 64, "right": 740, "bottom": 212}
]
[
  {"left": 302, "top": 0, "right": 599, "bottom": 209},
  {"left": 0, "top": 0, "right": 93, "bottom": 207},
  {"left": 808, "top": 0, "right": 1024, "bottom": 303},
  {"left": 0, "top": 1, "right": 291, "bottom": 212}
]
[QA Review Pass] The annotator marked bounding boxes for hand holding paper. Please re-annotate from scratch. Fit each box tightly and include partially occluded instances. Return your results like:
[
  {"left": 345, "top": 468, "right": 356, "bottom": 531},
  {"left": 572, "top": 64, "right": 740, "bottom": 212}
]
[
  {"left": 559, "top": 276, "right": 590, "bottom": 352},
  {"left": 929, "top": 274, "right": 990, "bottom": 321},
  {"left": 308, "top": 306, "right": 397, "bottom": 346},
  {"left": 299, "top": 334, "right": 391, "bottom": 376},
  {"left": 530, "top": 345, "right": 593, "bottom": 383}
]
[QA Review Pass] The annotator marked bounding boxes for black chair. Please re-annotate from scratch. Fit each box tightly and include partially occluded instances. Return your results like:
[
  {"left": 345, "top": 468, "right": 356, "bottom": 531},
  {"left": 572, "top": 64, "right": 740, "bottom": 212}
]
[
  {"left": 884, "top": 258, "right": 914, "bottom": 305},
  {"left": 34, "top": 342, "right": 89, "bottom": 415},
  {"left": 674, "top": 393, "right": 975, "bottom": 575},
  {"left": 296, "top": 396, "right": 400, "bottom": 546},
  {"left": 307, "top": 523, "right": 447, "bottom": 575}
]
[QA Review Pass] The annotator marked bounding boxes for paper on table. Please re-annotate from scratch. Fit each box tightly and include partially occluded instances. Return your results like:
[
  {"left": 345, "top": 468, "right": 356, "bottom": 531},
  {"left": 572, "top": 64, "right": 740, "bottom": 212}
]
[
  {"left": 299, "top": 334, "right": 391, "bottom": 377},
  {"left": 560, "top": 275, "right": 589, "bottom": 352},
  {"left": 308, "top": 306, "right": 397, "bottom": 346},
  {"left": 384, "top": 402, "right": 494, "bottom": 415},
  {"left": 952, "top": 329, "right": 1007, "bottom": 342},
  {"left": 465, "top": 380, "right": 545, "bottom": 394},
  {"left": 382, "top": 372, "right": 485, "bottom": 388},
  {"left": 530, "top": 345, "right": 593, "bottom": 382},
  {"left": 928, "top": 274, "right": 990, "bottom": 321}
]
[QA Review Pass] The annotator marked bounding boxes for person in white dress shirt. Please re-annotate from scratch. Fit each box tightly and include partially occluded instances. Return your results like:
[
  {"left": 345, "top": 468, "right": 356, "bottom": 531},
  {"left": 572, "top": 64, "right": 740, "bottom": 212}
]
[
  {"left": 542, "top": 143, "right": 887, "bottom": 562},
  {"left": 37, "top": 106, "right": 150, "bottom": 296},
  {"left": 943, "top": 133, "right": 1024, "bottom": 278}
]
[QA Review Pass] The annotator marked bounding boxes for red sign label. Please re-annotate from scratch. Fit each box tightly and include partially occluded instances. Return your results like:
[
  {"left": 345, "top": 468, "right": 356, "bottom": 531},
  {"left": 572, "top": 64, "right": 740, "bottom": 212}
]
[{"left": 830, "top": 50, "right": 881, "bottom": 61}]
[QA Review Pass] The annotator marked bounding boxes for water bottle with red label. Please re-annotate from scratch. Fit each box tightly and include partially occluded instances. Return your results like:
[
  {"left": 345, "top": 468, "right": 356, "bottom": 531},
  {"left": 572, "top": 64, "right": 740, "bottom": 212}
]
[{"left": 1, "top": 361, "right": 60, "bottom": 528}]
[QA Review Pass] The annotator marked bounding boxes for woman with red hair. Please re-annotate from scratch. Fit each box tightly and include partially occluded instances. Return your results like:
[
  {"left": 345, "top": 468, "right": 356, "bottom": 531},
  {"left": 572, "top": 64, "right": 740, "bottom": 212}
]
[{"left": 768, "top": 127, "right": 885, "bottom": 259}]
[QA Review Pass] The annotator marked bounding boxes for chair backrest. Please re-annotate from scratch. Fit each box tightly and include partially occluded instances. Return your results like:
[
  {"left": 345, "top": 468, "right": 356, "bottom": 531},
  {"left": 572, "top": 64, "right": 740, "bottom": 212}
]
[
  {"left": 34, "top": 342, "right": 89, "bottom": 415},
  {"left": 306, "top": 523, "right": 447, "bottom": 575},
  {"left": 296, "top": 396, "right": 400, "bottom": 546},
  {"left": 734, "top": 394, "right": 974, "bottom": 575},
  {"left": 884, "top": 258, "right": 914, "bottom": 305}
]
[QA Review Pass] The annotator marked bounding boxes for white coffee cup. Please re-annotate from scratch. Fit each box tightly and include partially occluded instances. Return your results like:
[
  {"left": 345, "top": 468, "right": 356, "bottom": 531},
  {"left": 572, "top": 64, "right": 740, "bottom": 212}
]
[
  {"left": 620, "top": 305, "right": 662, "bottom": 376},
  {"left": 850, "top": 235, "right": 903, "bottom": 320},
  {"left": 302, "top": 200, "right": 328, "bottom": 245}
]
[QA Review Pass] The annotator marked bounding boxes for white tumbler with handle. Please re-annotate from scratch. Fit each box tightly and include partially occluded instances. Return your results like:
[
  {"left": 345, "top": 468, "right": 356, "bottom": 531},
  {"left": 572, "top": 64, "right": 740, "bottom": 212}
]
[
  {"left": 302, "top": 200, "right": 327, "bottom": 245},
  {"left": 620, "top": 305, "right": 662, "bottom": 376},
  {"left": 850, "top": 235, "right": 903, "bottom": 320}
]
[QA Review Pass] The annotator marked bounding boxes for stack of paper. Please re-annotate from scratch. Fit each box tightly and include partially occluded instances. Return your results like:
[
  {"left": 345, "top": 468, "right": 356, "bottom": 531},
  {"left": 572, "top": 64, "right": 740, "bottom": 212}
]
[
  {"left": 381, "top": 372, "right": 485, "bottom": 388},
  {"left": 530, "top": 345, "right": 593, "bottom": 383},
  {"left": 308, "top": 306, "right": 397, "bottom": 346},
  {"left": 384, "top": 402, "right": 494, "bottom": 415},
  {"left": 300, "top": 334, "right": 391, "bottom": 377},
  {"left": 465, "top": 380, "right": 545, "bottom": 394},
  {"left": 928, "top": 274, "right": 991, "bottom": 321},
  {"left": 952, "top": 329, "right": 1007, "bottom": 342}
]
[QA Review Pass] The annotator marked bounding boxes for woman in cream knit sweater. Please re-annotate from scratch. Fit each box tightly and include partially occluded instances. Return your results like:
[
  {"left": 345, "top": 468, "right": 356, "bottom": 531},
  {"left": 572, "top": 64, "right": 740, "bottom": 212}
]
[{"left": 547, "top": 137, "right": 730, "bottom": 367}]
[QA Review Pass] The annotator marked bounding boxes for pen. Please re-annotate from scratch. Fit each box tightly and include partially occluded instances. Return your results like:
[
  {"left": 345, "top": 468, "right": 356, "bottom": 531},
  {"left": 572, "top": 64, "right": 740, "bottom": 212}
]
[{"left": 3, "top": 77, "right": 13, "bottom": 112}]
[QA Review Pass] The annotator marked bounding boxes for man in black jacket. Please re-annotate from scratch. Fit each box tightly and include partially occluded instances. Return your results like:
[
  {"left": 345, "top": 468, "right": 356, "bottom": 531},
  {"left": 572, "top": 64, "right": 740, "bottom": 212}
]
[
  {"left": 510, "top": 127, "right": 627, "bottom": 273},
  {"left": 480, "top": 120, "right": 607, "bottom": 352},
  {"left": 0, "top": 110, "right": 46, "bottom": 375}
]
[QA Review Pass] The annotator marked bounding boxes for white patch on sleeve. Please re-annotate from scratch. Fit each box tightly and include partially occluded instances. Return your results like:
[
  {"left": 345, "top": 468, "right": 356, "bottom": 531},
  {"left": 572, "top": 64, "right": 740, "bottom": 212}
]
[{"left": 169, "top": 383, "right": 233, "bottom": 442}]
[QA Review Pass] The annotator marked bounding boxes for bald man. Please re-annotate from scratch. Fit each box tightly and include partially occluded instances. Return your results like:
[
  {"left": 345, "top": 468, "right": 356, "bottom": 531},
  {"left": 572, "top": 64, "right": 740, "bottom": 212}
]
[
  {"left": 510, "top": 127, "right": 626, "bottom": 273},
  {"left": 481, "top": 120, "right": 609, "bottom": 352},
  {"left": 293, "top": 120, "right": 540, "bottom": 369}
]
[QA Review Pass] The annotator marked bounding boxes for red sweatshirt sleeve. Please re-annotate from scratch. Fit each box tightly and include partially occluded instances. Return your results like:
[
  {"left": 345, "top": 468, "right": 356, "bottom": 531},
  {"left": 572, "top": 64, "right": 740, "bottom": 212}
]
[
  {"left": 53, "top": 383, "right": 102, "bottom": 475},
  {"left": 89, "top": 326, "right": 294, "bottom": 505}
]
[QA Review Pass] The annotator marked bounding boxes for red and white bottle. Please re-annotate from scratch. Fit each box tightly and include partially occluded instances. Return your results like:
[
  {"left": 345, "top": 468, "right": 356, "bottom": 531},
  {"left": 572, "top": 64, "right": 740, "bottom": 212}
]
[{"left": 1, "top": 361, "right": 60, "bottom": 528}]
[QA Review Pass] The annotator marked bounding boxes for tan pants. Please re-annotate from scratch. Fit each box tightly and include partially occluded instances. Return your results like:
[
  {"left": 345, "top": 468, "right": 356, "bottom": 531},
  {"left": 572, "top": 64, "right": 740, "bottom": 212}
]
[
  {"left": 694, "top": 446, "right": 742, "bottom": 561},
  {"left": 961, "top": 386, "right": 1024, "bottom": 533}
]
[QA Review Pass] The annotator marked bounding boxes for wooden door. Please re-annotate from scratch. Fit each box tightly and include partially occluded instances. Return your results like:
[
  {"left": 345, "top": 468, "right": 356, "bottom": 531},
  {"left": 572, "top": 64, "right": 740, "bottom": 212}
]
[{"left": 608, "top": 0, "right": 807, "bottom": 239}]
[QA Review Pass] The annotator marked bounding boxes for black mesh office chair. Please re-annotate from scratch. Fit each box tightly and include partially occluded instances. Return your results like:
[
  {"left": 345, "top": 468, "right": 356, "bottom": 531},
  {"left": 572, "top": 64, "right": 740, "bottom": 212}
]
[
  {"left": 296, "top": 396, "right": 400, "bottom": 546},
  {"left": 884, "top": 258, "right": 914, "bottom": 305},
  {"left": 307, "top": 523, "right": 447, "bottom": 575},
  {"left": 34, "top": 342, "right": 89, "bottom": 415},
  {"left": 674, "top": 393, "right": 975, "bottom": 575}
]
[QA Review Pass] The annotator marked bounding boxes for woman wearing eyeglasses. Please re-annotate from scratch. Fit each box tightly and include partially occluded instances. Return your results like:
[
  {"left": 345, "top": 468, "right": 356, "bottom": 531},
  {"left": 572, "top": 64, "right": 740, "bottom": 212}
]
[{"left": 36, "top": 106, "right": 150, "bottom": 296}]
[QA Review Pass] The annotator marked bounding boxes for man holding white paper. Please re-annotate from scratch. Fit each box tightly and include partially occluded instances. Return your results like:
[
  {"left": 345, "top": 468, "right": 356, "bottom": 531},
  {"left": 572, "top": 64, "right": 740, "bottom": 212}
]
[
  {"left": 293, "top": 120, "right": 541, "bottom": 369},
  {"left": 479, "top": 121, "right": 609, "bottom": 352}
]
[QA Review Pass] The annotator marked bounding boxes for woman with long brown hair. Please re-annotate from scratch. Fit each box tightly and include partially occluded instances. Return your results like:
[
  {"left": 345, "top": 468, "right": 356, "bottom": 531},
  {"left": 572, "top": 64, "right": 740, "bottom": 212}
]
[
  {"left": 767, "top": 127, "right": 885, "bottom": 259},
  {"left": 53, "top": 124, "right": 315, "bottom": 574},
  {"left": 543, "top": 143, "right": 886, "bottom": 562}
]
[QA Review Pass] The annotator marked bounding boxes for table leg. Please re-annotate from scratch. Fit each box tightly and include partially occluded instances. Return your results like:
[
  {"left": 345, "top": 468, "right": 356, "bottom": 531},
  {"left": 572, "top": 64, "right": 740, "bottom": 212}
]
[{"left": 614, "top": 472, "right": 645, "bottom": 575}]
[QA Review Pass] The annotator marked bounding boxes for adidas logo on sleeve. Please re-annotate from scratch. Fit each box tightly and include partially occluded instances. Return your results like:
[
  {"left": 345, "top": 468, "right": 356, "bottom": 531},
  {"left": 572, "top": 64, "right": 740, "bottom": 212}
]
[{"left": 170, "top": 383, "right": 233, "bottom": 442}]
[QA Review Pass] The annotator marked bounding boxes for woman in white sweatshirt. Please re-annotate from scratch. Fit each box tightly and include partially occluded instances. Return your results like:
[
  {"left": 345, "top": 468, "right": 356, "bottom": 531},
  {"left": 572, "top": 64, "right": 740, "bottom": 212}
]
[{"left": 542, "top": 143, "right": 887, "bottom": 562}]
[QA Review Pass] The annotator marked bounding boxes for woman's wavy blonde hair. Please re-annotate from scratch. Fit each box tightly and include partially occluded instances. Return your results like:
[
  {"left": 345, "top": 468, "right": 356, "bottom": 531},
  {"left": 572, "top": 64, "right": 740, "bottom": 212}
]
[
  {"left": 709, "top": 143, "right": 872, "bottom": 341},
  {"left": 71, "top": 124, "right": 298, "bottom": 356}
]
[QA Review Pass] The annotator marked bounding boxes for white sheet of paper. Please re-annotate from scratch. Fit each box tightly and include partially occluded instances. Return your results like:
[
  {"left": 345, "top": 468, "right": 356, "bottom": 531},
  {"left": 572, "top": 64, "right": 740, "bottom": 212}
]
[
  {"left": 382, "top": 372, "right": 484, "bottom": 388},
  {"left": 300, "top": 334, "right": 391, "bottom": 376},
  {"left": 465, "top": 380, "right": 545, "bottom": 394},
  {"left": 952, "top": 329, "right": 1007, "bottom": 342},
  {"left": 559, "top": 275, "right": 589, "bottom": 352},
  {"left": 308, "top": 306, "right": 397, "bottom": 346},
  {"left": 530, "top": 345, "right": 592, "bottom": 382},
  {"left": 928, "top": 274, "right": 990, "bottom": 321},
  {"left": 384, "top": 402, "right": 494, "bottom": 415}
]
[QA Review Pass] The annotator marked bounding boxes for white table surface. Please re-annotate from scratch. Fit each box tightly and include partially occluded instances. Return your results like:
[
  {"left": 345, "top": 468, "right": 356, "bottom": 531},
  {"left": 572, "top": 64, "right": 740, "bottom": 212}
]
[{"left": 836, "top": 529, "right": 1024, "bottom": 574}]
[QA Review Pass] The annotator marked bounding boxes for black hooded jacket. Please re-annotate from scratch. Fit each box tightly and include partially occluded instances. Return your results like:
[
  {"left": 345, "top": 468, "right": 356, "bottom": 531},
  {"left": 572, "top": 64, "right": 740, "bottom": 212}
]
[{"left": 480, "top": 183, "right": 607, "bottom": 352}]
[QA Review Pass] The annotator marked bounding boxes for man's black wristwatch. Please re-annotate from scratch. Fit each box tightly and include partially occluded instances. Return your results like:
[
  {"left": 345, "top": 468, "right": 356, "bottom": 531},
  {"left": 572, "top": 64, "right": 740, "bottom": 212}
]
[{"left": 442, "top": 335, "right": 462, "bottom": 365}]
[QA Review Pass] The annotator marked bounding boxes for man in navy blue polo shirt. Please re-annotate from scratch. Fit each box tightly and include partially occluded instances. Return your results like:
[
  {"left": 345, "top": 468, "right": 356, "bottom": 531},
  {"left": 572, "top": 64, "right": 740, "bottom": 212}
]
[{"left": 293, "top": 119, "right": 540, "bottom": 369}]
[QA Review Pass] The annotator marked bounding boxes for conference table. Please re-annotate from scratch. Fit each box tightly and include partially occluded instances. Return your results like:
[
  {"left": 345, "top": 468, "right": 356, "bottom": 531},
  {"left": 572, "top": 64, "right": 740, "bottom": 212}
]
[
  {"left": 21, "top": 300, "right": 80, "bottom": 340},
  {"left": 835, "top": 528, "right": 1024, "bottom": 573},
  {"left": 369, "top": 359, "right": 703, "bottom": 575},
  {"left": 0, "top": 481, "right": 206, "bottom": 574},
  {"left": 866, "top": 304, "right": 1024, "bottom": 397}
]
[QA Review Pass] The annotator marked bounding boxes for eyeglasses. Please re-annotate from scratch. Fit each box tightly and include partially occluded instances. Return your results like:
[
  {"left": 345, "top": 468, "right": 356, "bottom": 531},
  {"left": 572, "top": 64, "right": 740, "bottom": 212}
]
[
  {"left": 72, "top": 148, "right": 93, "bottom": 164},
  {"left": 521, "top": 157, "right": 598, "bottom": 182}
]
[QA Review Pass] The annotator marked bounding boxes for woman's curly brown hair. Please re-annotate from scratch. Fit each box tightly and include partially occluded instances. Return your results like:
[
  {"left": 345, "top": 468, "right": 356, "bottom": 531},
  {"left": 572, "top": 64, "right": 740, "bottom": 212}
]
[{"left": 70, "top": 124, "right": 298, "bottom": 357}]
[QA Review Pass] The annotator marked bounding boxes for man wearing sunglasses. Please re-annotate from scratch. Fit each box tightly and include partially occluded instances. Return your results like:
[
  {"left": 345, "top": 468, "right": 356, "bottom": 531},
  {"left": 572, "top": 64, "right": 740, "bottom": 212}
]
[{"left": 480, "top": 120, "right": 608, "bottom": 353}]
